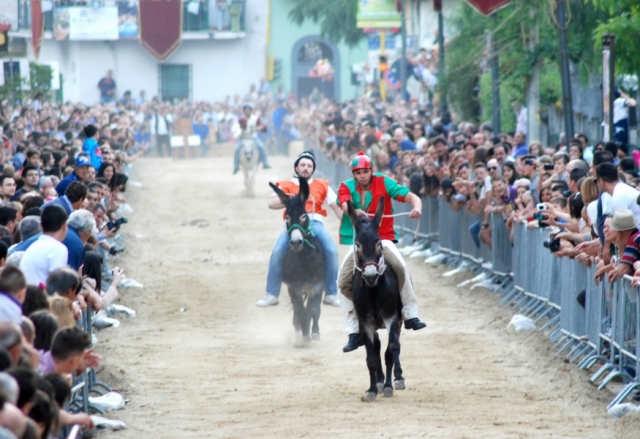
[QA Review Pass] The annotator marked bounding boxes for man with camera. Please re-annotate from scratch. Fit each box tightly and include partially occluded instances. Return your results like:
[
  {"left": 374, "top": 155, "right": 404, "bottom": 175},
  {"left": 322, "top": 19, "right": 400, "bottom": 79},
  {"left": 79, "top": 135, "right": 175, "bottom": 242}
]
[{"left": 92, "top": 204, "right": 126, "bottom": 256}]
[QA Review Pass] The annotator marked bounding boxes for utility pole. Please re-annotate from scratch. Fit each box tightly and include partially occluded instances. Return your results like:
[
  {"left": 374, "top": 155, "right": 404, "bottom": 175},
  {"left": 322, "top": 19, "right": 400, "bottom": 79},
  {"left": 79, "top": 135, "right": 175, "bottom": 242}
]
[
  {"left": 556, "top": 0, "right": 574, "bottom": 140},
  {"left": 527, "top": 5, "right": 540, "bottom": 142},
  {"left": 602, "top": 34, "right": 615, "bottom": 142},
  {"left": 490, "top": 13, "right": 501, "bottom": 134},
  {"left": 400, "top": 0, "right": 408, "bottom": 102}
]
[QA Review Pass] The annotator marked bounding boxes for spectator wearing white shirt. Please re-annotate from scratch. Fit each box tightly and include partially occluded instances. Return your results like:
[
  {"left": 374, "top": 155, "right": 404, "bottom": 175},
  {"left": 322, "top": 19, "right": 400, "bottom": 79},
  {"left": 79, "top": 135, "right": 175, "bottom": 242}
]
[
  {"left": 597, "top": 162, "right": 640, "bottom": 225},
  {"left": 511, "top": 101, "right": 527, "bottom": 135},
  {"left": 19, "top": 205, "right": 69, "bottom": 285}
]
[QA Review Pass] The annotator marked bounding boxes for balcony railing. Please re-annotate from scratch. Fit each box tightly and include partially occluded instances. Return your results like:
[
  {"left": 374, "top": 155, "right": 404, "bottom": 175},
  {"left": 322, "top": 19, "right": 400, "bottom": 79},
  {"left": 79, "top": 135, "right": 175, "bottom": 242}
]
[{"left": 16, "top": 0, "right": 246, "bottom": 34}]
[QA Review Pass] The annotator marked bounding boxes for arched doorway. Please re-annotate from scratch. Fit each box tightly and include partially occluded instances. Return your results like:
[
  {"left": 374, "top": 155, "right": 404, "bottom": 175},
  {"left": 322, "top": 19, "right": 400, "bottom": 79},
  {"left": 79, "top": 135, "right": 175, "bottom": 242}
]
[{"left": 291, "top": 36, "right": 340, "bottom": 102}]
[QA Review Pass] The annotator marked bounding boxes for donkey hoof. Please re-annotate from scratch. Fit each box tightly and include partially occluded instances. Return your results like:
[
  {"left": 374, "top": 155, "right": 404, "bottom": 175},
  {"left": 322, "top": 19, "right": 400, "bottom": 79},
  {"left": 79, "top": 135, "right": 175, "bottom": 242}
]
[
  {"left": 376, "top": 382, "right": 384, "bottom": 393},
  {"left": 383, "top": 386, "right": 394, "bottom": 398},
  {"left": 361, "top": 392, "right": 377, "bottom": 402},
  {"left": 394, "top": 380, "right": 406, "bottom": 390},
  {"left": 311, "top": 332, "right": 320, "bottom": 341}
]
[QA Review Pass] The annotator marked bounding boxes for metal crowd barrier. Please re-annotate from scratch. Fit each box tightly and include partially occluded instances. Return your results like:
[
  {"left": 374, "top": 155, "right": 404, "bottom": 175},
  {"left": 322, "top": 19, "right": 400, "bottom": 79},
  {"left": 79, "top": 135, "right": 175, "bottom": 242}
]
[
  {"left": 306, "top": 142, "right": 640, "bottom": 408},
  {"left": 490, "top": 213, "right": 512, "bottom": 276}
]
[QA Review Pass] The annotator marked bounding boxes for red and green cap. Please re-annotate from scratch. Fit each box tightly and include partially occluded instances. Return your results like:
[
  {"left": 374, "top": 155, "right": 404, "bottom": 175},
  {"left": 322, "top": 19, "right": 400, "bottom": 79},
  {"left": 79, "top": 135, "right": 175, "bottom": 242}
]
[{"left": 351, "top": 151, "right": 372, "bottom": 171}]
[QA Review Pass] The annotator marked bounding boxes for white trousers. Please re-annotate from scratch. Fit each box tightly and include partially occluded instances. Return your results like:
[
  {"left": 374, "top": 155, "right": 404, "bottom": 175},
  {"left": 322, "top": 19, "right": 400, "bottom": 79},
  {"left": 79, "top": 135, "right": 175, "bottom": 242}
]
[{"left": 338, "top": 240, "right": 420, "bottom": 334}]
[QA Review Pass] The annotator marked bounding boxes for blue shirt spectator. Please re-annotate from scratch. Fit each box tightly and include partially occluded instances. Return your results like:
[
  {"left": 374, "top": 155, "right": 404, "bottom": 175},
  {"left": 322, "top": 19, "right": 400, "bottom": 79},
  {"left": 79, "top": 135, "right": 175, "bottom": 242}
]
[
  {"left": 42, "top": 195, "right": 73, "bottom": 215},
  {"left": 56, "top": 155, "right": 92, "bottom": 196},
  {"left": 82, "top": 125, "right": 103, "bottom": 170},
  {"left": 62, "top": 226, "right": 85, "bottom": 270},
  {"left": 192, "top": 120, "right": 210, "bottom": 144},
  {"left": 400, "top": 139, "right": 417, "bottom": 151}
]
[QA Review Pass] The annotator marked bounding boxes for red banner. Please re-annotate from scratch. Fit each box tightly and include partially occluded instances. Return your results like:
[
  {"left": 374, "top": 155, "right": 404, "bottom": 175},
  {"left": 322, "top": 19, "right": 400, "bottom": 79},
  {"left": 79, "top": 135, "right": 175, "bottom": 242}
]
[
  {"left": 138, "top": 0, "right": 182, "bottom": 61},
  {"left": 31, "top": 0, "right": 44, "bottom": 59},
  {"left": 465, "top": 0, "right": 511, "bottom": 16}
]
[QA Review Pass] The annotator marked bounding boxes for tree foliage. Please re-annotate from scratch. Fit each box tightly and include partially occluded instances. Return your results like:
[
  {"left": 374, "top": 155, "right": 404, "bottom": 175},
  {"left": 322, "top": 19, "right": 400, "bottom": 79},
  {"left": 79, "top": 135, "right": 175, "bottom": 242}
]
[
  {"left": 588, "top": 0, "right": 640, "bottom": 75},
  {"left": 29, "top": 62, "right": 53, "bottom": 100},
  {"left": 288, "top": 0, "right": 364, "bottom": 47},
  {"left": 442, "top": 0, "right": 605, "bottom": 129}
]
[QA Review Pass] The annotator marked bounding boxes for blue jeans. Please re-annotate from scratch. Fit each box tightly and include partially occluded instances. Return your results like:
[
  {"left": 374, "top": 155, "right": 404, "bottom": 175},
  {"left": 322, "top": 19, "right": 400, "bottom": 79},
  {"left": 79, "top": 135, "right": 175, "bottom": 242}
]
[
  {"left": 233, "top": 136, "right": 269, "bottom": 170},
  {"left": 266, "top": 220, "right": 338, "bottom": 297},
  {"left": 469, "top": 220, "right": 481, "bottom": 249}
]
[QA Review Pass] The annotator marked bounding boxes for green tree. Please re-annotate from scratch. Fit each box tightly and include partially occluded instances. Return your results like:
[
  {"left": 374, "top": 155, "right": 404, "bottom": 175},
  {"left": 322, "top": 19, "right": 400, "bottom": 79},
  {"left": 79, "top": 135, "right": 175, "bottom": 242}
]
[
  {"left": 443, "top": 0, "right": 604, "bottom": 130},
  {"left": 29, "top": 62, "right": 53, "bottom": 100},
  {"left": 588, "top": 0, "right": 640, "bottom": 74},
  {"left": 288, "top": 0, "right": 363, "bottom": 47}
]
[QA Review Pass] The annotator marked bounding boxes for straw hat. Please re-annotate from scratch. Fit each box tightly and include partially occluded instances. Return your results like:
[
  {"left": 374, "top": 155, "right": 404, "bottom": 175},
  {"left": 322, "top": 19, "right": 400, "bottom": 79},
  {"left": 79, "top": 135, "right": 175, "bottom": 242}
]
[{"left": 609, "top": 209, "right": 638, "bottom": 232}]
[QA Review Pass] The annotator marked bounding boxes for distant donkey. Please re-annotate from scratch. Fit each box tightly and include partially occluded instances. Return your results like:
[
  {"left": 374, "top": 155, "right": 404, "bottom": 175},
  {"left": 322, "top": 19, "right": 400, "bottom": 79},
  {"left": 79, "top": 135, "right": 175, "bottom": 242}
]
[
  {"left": 240, "top": 138, "right": 259, "bottom": 197},
  {"left": 269, "top": 177, "right": 324, "bottom": 347},
  {"left": 346, "top": 197, "right": 405, "bottom": 402}
]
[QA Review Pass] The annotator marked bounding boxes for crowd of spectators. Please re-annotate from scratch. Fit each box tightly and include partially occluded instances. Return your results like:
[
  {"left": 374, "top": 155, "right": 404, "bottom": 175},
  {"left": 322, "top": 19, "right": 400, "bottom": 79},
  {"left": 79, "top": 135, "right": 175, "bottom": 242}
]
[
  {"left": 0, "top": 95, "right": 140, "bottom": 437},
  {"left": 0, "top": 74, "right": 636, "bottom": 436},
  {"left": 291, "top": 92, "right": 640, "bottom": 292}
]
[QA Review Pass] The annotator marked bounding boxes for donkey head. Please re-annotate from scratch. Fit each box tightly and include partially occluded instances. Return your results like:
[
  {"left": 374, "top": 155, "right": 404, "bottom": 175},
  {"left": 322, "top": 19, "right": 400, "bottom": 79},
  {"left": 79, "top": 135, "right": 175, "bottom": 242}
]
[
  {"left": 347, "top": 196, "right": 386, "bottom": 287},
  {"left": 269, "top": 177, "right": 311, "bottom": 252},
  {"left": 241, "top": 138, "right": 256, "bottom": 161}
]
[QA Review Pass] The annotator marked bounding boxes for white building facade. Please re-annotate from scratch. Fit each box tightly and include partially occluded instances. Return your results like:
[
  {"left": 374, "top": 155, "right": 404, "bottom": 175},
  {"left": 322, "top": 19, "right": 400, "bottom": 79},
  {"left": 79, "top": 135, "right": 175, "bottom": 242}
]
[{"left": 6, "top": 0, "right": 268, "bottom": 104}]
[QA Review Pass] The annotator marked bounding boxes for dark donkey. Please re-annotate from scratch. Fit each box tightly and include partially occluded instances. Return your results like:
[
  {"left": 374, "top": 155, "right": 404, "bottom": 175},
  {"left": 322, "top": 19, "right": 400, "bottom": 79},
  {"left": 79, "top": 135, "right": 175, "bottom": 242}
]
[
  {"left": 346, "top": 196, "right": 405, "bottom": 402},
  {"left": 269, "top": 177, "right": 324, "bottom": 347}
]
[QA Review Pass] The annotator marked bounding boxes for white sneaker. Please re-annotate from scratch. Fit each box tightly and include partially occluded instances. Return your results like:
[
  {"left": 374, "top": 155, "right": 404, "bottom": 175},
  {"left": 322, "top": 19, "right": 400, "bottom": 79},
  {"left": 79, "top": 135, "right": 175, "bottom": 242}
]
[
  {"left": 256, "top": 294, "right": 279, "bottom": 307},
  {"left": 323, "top": 295, "right": 340, "bottom": 307}
]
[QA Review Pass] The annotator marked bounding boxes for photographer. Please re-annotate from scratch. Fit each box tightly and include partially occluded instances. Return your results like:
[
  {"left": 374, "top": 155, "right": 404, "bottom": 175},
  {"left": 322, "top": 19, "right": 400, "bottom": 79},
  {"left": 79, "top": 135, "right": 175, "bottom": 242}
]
[
  {"left": 538, "top": 152, "right": 568, "bottom": 192},
  {"left": 92, "top": 203, "right": 125, "bottom": 256}
]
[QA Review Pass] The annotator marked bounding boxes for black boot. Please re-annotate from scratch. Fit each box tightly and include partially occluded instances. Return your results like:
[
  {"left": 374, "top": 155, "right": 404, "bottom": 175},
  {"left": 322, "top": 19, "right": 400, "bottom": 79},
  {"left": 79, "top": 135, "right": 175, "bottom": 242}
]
[
  {"left": 404, "top": 317, "right": 427, "bottom": 330},
  {"left": 343, "top": 333, "right": 364, "bottom": 353}
]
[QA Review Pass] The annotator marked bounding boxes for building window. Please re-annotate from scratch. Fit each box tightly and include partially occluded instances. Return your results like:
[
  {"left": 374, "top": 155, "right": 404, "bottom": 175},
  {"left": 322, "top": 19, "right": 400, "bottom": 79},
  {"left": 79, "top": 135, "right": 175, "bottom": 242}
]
[{"left": 159, "top": 64, "right": 191, "bottom": 103}]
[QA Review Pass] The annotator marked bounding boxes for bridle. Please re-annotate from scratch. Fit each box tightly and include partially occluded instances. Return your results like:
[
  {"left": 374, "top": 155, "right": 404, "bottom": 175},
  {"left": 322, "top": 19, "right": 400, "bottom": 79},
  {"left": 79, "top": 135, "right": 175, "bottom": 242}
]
[
  {"left": 287, "top": 222, "right": 316, "bottom": 250},
  {"left": 350, "top": 211, "right": 419, "bottom": 281},
  {"left": 352, "top": 241, "right": 387, "bottom": 286}
]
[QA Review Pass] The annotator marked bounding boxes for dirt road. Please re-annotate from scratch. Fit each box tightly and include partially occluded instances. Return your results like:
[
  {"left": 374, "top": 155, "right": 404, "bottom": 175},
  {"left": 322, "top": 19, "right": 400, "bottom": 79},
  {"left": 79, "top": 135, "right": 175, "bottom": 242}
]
[{"left": 97, "top": 148, "right": 640, "bottom": 438}]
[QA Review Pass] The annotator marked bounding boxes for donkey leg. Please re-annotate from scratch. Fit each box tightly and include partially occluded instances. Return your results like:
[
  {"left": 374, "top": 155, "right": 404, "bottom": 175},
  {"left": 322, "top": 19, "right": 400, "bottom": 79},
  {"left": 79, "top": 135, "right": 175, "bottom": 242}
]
[
  {"left": 376, "top": 339, "right": 385, "bottom": 394},
  {"left": 388, "top": 321, "right": 405, "bottom": 390},
  {"left": 289, "top": 289, "right": 308, "bottom": 348},
  {"left": 310, "top": 283, "right": 323, "bottom": 340},
  {"left": 383, "top": 343, "right": 394, "bottom": 397},
  {"left": 243, "top": 168, "right": 250, "bottom": 197},
  {"left": 361, "top": 330, "right": 379, "bottom": 402}
]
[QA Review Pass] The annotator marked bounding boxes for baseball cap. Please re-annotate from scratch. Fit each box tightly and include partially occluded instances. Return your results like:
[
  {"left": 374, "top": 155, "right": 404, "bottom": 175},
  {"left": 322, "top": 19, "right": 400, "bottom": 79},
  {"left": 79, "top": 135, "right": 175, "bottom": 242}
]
[{"left": 75, "top": 155, "right": 92, "bottom": 167}]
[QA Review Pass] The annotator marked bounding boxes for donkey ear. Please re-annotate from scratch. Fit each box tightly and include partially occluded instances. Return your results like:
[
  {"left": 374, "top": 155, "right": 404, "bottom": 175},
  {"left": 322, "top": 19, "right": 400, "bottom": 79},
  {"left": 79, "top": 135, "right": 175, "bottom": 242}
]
[
  {"left": 371, "top": 196, "right": 385, "bottom": 229},
  {"left": 346, "top": 201, "right": 359, "bottom": 228},
  {"left": 269, "top": 182, "right": 290, "bottom": 206},
  {"left": 298, "top": 177, "right": 310, "bottom": 207}
]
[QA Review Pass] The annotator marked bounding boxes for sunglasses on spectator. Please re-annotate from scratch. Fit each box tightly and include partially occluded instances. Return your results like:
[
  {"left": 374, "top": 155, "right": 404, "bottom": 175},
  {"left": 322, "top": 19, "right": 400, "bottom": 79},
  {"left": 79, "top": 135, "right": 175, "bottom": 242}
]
[{"left": 488, "top": 166, "right": 498, "bottom": 171}]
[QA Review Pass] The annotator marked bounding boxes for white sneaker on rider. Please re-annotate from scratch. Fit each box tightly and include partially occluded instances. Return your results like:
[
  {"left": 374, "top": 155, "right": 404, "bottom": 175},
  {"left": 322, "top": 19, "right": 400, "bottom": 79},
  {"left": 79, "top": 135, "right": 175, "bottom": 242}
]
[
  {"left": 323, "top": 294, "right": 340, "bottom": 307},
  {"left": 256, "top": 294, "right": 279, "bottom": 307}
]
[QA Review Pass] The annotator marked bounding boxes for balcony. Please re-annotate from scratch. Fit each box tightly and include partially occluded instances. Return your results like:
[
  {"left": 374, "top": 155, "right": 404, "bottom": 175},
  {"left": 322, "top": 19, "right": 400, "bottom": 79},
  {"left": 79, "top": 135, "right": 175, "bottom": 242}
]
[
  {"left": 183, "top": 0, "right": 246, "bottom": 33},
  {"left": 15, "top": 0, "right": 246, "bottom": 37}
]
